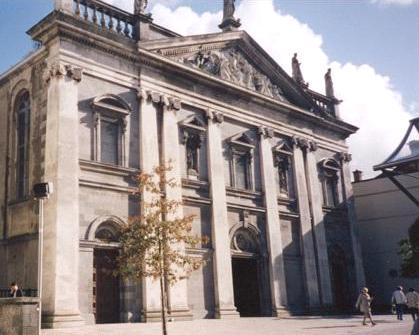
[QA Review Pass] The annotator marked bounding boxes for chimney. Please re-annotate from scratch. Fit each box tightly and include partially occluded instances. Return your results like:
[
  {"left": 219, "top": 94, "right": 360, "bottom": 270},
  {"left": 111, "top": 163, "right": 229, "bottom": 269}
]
[{"left": 353, "top": 170, "right": 363, "bottom": 183}]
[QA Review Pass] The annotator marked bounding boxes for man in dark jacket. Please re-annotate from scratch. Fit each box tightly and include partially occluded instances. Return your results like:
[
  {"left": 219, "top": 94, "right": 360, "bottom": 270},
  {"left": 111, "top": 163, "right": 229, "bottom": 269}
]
[{"left": 9, "top": 282, "right": 23, "bottom": 298}]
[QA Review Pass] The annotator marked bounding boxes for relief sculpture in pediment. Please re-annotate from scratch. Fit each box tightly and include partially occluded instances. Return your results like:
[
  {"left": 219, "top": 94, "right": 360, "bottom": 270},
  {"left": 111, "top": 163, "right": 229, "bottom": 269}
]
[{"left": 176, "top": 48, "right": 286, "bottom": 102}]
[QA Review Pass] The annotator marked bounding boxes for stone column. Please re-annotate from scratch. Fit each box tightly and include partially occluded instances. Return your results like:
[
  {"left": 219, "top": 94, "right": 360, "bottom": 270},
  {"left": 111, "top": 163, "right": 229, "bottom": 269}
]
[
  {"left": 160, "top": 96, "right": 192, "bottom": 320},
  {"left": 292, "top": 138, "right": 321, "bottom": 309},
  {"left": 54, "top": 0, "right": 73, "bottom": 14},
  {"left": 338, "top": 152, "right": 365, "bottom": 294},
  {"left": 206, "top": 110, "right": 239, "bottom": 318},
  {"left": 258, "top": 127, "right": 288, "bottom": 316},
  {"left": 42, "top": 62, "right": 84, "bottom": 328},
  {"left": 305, "top": 145, "right": 333, "bottom": 307},
  {"left": 138, "top": 89, "right": 162, "bottom": 322}
]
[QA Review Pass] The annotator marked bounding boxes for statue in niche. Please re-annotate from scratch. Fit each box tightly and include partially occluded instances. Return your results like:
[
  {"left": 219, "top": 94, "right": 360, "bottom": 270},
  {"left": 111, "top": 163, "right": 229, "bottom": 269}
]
[
  {"left": 134, "top": 0, "right": 148, "bottom": 15},
  {"left": 325, "top": 68, "right": 335, "bottom": 98},
  {"left": 186, "top": 133, "right": 201, "bottom": 176},
  {"left": 292, "top": 53, "right": 306, "bottom": 86},
  {"left": 223, "top": 0, "right": 236, "bottom": 21},
  {"left": 276, "top": 155, "right": 290, "bottom": 195}
]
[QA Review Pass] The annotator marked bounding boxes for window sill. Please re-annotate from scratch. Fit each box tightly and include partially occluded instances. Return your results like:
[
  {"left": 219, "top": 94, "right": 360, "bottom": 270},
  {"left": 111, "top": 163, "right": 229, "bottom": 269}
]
[
  {"left": 8, "top": 197, "right": 32, "bottom": 206},
  {"left": 322, "top": 205, "right": 346, "bottom": 214},
  {"left": 226, "top": 187, "right": 262, "bottom": 199},
  {"left": 182, "top": 178, "right": 209, "bottom": 190},
  {"left": 79, "top": 159, "right": 138, "bottom": 176}
]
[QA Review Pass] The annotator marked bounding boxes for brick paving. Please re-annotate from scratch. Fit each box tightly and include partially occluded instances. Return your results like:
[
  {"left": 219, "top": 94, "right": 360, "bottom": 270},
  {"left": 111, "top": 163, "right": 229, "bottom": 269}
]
[{"left": 42, "top": 315, "right": 413, "bottom": 335}]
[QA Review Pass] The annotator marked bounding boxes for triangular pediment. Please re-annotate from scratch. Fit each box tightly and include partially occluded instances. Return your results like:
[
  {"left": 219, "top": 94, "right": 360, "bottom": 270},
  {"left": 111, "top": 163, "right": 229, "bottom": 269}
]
[
  {"left": 141, "top": 31, "right": 338, "bottom": 117},
  {"left": 141, "top": 32, "right": 318, "bottom": 108},
  {"left": 229, "top": 132, "right": 255, "bottom": 149},
  {"left": 157, "top": 44, "right": 288, "bottom": 102},
  {"left": 179, "top": 115, "right": 206, "bottom": 132},
  {"left": 273, "top": 139, "right": 293, "bottom": 155}
]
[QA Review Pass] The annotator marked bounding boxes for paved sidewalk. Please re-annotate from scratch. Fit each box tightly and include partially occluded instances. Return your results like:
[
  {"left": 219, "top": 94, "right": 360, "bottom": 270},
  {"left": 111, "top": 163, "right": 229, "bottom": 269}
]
[{"left": 42, "top": 315, "right": 413, "bottom": 335}]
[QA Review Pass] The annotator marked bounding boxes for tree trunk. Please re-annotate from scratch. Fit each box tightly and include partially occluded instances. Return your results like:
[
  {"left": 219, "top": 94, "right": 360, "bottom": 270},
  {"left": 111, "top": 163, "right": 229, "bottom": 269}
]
[
  {"left": 160, "top": 273, "right": 168, "bottom": 335},
  {"left": 159, "top": 238, "right": 168, "bottom": 335}
]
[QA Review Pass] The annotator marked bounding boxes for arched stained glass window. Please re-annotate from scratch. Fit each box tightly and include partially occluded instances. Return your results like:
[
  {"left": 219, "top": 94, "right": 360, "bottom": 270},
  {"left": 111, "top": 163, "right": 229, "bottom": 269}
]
[{"left": 15, "top": 91, "right": 30, "bottom": 199}]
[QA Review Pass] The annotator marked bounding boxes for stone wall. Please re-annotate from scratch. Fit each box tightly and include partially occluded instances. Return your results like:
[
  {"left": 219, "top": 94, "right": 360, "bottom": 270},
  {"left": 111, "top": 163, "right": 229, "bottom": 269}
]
[{"left": 0, "top": 298, "right": 39, "bottom": 335}]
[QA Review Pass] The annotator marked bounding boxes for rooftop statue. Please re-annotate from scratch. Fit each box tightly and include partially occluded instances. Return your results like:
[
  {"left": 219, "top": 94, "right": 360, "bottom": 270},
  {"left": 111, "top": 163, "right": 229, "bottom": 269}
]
[
  {"left": 223, "top": 0, "right": 236, "bottom": 21},
  {"left": 134, "top": 0, "right": 148, "bottom": 15},
  {"left": 291, "top": 53, "right": 306, "bottom": 86},
  {"left": 219, "top": 0, "right": 241, "bottom": 31},
  {"left": 325, "top": 68, "right": 335, "bottom": 98}
]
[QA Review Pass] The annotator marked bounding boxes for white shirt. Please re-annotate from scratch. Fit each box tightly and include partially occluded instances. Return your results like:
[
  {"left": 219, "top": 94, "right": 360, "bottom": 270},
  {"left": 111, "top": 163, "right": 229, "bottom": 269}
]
[{"left": 392, "top": 290, "right": 407, "bottom": 304}]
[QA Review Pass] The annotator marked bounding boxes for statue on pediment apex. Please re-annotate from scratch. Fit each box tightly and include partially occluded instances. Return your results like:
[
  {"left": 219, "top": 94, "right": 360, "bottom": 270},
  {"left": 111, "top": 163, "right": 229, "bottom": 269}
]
[
  {"left": 219, "top": 0, "right": 241, "bottom": 31},
  {"left": 134, "top": 0, "right": 148, "bottom": 15},
  {"left": 223, "top": 0, "right": 236, "bottom": 21}
]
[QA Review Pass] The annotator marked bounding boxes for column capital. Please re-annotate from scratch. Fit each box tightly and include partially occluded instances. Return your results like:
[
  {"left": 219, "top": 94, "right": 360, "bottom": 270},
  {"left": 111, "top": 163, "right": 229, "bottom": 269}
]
[
  {"left": 292, "top": 136, "right": 317, "bottom": 152},
  {"left": 141, "top": 90, "right": 181, "bottom": 111},
  {"left": 337, "top": 152, "right": 352, "bottom": 163},
  {"left": 44, "top": 62, "right": 83, "bottom": 83},
  {"left": 146, "top": 90, "right": 161, "bottom": 104},
  {"left": 258, "top": 126, "right": 274, "bottom": 139},
  {"left": 206, "top": 110, "right": 224, "bottom": 124},
  {"left": 137, "top": 87, "right": 147, "bottom": 101},
  {"left": 161, "top": 95, "right": 181, "bottom": 112}
]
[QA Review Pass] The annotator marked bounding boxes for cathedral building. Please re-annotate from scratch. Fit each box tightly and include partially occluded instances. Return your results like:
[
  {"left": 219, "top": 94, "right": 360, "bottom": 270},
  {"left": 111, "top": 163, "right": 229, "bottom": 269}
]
[{"left": 0, "top": 0, "right": 365, "bottom": 328}]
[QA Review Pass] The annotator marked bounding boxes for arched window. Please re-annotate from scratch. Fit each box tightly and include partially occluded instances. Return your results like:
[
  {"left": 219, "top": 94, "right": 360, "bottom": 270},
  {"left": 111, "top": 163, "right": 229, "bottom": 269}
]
[
  {"left": 95, "top": 222, "right": 121, "bottom": 243},
  {"left": 15, "top": 91, "right": 30, "bottom": 199},
  {"left": 92, "top": 94, "right": 131, "bottom": 166}
]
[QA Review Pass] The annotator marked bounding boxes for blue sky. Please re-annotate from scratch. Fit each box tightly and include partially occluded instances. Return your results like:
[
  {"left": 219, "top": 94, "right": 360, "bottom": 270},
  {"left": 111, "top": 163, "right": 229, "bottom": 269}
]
[{"left": 0, "top": 0, "right": 417, "bottom": 175}]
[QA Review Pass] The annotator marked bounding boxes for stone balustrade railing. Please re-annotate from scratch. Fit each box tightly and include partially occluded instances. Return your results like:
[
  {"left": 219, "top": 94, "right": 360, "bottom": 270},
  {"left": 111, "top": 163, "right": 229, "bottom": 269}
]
[
  {"left": 307, "top": 90, "right": 337, "bottom": 117},
  {"left": 72, "top": 0, "right": 135, "bottom": 39}
]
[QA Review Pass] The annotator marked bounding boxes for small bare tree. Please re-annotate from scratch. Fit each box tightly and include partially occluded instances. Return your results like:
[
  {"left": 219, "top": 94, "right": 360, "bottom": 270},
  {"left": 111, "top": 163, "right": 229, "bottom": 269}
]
[{"left": 117, "top": 164, "right": 207, "bottom": 335}]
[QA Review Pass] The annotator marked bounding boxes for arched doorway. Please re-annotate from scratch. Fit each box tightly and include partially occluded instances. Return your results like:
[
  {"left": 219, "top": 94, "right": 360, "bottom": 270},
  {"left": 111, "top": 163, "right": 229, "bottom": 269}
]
[
  {"left": 92, "top": 222, "right": 121, "bottom": 324},
  {"left": 230, "top": 227, "right": 265, "bottom": 317},
  {"left": 329, "top": 245, "right": 350, "bottom": 311}
]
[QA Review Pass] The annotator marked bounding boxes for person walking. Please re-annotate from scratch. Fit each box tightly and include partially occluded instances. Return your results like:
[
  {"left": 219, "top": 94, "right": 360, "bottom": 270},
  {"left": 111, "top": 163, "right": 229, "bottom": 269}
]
[
  {"left": 392, "top": 286, "right": 407, "bottom": 320},
  {"left": 356, "top": 287, "right": 376, "bottom": 326},
  {"left": 406, "top": 288, "right": 419, "bottom": 321},
  {"left": 8, "top": 282, "right": 23, "bottom": 298}
]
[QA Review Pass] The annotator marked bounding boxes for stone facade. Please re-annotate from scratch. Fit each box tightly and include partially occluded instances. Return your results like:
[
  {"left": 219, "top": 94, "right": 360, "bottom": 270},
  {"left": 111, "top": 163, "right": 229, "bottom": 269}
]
[
  {"left": 0, "top": 298, "right": 39, "bottom": 335},
  {"left": 0, "top": 0, "right": 364, "bottom": 328}
]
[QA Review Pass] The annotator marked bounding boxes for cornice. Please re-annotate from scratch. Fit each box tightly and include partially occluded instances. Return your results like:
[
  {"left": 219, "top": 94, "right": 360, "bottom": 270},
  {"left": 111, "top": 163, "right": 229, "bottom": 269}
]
[
  {"left": 28, "top": 11, "right": 138, "bottom": 64},
  {"left": 137, "top": 48, "right": 358, "bottom": 137},
  {"left": 21, "top": 11, "right": 357, "bottom": 138},
  {"left": 0, "top": 48, "right": 47, "bottom": 87}
]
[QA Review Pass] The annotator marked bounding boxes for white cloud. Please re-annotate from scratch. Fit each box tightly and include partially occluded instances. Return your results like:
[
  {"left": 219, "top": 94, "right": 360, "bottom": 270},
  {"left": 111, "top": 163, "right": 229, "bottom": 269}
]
[
  {"left": 106, "top": 0, "right": 414, "bottom": 178},
  {"left": 370, "top": 0, "right": 416, "bottom": 6},
  {"left": 105, "top": 0, "right": 181, "bottom": 12}
]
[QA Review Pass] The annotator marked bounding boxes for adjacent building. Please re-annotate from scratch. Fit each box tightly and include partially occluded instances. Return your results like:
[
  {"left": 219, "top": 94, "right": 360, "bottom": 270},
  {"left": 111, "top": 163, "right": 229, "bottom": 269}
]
[
  {"left": 0, "top": 0, "right": 365, "bottom": 328},
  {"left": 353, "top": 118, "right": 419, "bottom": 311}
]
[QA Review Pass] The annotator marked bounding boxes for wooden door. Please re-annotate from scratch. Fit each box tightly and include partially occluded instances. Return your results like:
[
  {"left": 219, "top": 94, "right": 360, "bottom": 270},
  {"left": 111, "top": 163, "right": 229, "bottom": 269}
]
[{"left": 93, "top": 249, "right": 120, "bottom": 323}]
